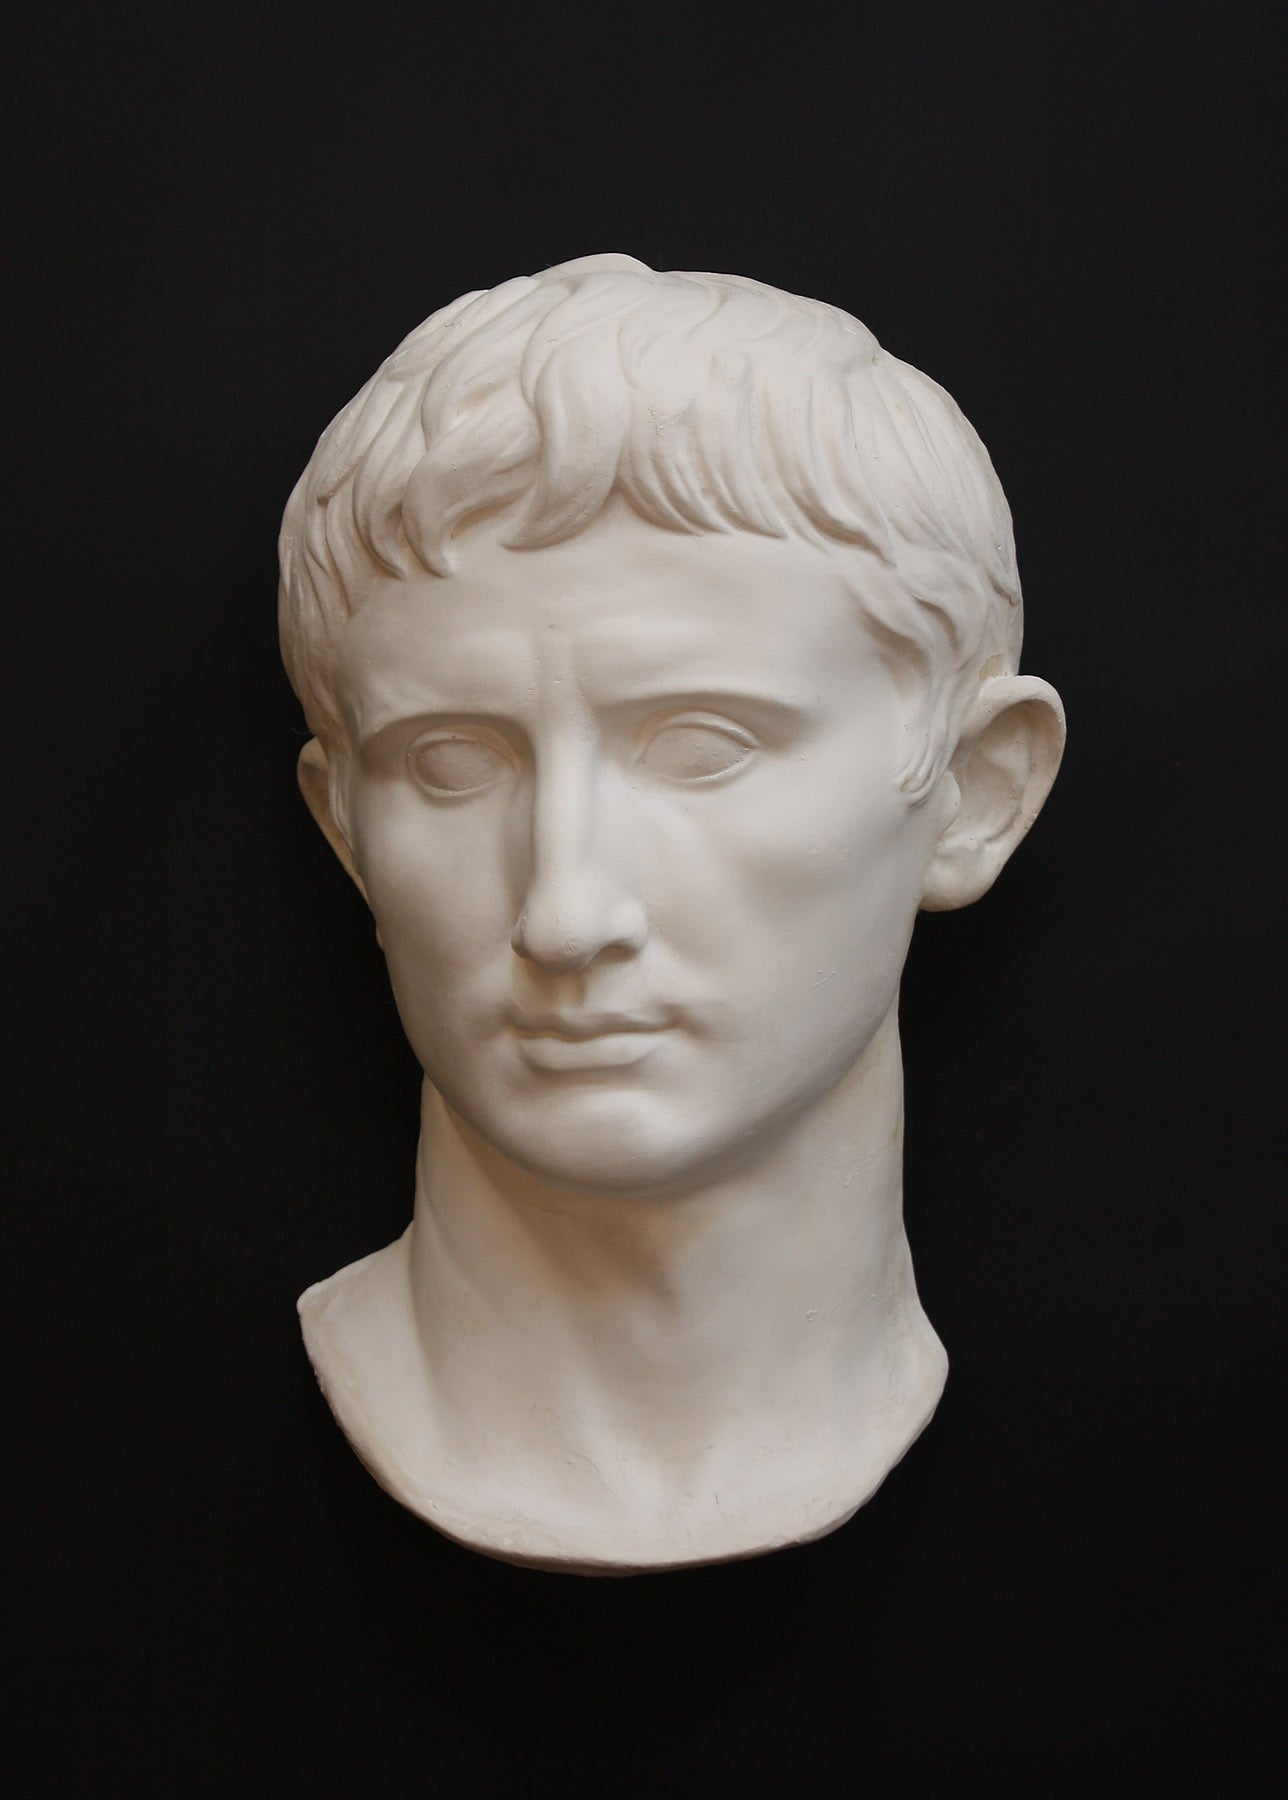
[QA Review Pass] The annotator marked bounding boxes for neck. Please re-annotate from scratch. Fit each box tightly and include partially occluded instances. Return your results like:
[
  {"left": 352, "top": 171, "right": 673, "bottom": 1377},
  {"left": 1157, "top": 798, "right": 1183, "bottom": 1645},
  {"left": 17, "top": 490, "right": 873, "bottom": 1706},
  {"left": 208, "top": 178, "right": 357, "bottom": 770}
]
[{"left": 395, "top": 1007, "right": 945, "bottom": 1565}]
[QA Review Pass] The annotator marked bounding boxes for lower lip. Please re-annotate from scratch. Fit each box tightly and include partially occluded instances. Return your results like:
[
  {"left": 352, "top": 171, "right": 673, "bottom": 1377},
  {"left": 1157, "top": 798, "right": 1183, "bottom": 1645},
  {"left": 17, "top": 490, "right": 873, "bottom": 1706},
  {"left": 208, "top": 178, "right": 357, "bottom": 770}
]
[{"left": 515, "top": 1031, "right": 669, "bottom": 1073}]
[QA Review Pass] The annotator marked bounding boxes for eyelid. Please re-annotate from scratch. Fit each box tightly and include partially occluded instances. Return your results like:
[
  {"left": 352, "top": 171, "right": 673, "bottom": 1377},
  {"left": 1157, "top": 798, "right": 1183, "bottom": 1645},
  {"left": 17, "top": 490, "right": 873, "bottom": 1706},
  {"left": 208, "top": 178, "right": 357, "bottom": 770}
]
[
  {"left": 361, "top": 713, "right": 519, "bottom": 768},
  {"left": 635, "top": 711, "right": 762, "bottom": 784},
  {"left": 407, "top": 723, "right": 515, "bottom": 750},
  {"left": 405, "top": 724, "right": 516, "bottom": 796},
  {"left": 646, "top": 709, "right": 760, "bottom": 745}
]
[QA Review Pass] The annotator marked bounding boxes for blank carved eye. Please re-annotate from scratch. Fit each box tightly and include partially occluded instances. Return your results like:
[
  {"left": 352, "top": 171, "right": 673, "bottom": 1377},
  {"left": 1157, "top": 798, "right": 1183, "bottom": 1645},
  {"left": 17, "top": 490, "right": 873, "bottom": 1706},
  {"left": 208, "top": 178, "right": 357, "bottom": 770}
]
[
  {"left": 638, "top": 720, "right": 757, "bottom": 783},
  {"left": 408, "top": 732, "right": 510, "bottom": 796}
]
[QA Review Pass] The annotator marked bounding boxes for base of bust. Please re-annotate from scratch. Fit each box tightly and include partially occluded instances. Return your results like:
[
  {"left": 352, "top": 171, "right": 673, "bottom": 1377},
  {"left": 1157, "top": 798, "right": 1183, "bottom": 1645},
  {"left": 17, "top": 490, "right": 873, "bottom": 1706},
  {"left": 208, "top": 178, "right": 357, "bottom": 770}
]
[{"left": 298, "top": 1232, "right": 948, "bottom": 1574}]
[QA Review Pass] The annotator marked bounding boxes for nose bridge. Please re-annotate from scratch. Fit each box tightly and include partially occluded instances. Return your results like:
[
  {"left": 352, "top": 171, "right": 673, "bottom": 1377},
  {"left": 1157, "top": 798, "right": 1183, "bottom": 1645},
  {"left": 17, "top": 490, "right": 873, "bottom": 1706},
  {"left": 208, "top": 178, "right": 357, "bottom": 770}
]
[{"left": 511, "top": 736, "right": 644, "bottom": 970}]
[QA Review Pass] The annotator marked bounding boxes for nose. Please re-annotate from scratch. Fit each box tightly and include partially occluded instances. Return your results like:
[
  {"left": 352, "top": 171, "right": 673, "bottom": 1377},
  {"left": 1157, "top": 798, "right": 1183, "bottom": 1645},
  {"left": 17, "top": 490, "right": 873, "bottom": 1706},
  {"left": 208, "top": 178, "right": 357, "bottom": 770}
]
[{"left": 510, "top": 758, "right": 648, "bottom": 974}]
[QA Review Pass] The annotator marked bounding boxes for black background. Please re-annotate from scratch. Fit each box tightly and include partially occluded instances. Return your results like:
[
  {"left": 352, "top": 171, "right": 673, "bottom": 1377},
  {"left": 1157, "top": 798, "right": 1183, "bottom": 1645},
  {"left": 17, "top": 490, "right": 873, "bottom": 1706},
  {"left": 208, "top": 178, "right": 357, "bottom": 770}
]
[{"left": 12, "top": 2, "right": 1280, "bottom": 1791}]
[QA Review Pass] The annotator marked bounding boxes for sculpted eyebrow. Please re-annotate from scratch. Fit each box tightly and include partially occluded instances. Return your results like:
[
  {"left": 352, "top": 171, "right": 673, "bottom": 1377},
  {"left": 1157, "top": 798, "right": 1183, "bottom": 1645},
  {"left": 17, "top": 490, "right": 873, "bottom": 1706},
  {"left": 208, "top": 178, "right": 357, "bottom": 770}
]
[
  {"left": 359, "top": 688, "right": 815, "bottom": 744},
  {"left": 601, "top": 687, "right": 817, "bottom": 727},
  {"left": 357, "top": 710, "right": 521, "bottom": 762}
]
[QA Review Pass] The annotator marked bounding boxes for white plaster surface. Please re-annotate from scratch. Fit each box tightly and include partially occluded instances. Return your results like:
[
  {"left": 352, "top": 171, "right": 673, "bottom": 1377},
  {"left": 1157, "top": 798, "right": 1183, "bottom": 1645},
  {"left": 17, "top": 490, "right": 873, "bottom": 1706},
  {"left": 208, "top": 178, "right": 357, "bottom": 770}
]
[{"left": 280, "top": 255, "right": 1064, "bottom": 1571}]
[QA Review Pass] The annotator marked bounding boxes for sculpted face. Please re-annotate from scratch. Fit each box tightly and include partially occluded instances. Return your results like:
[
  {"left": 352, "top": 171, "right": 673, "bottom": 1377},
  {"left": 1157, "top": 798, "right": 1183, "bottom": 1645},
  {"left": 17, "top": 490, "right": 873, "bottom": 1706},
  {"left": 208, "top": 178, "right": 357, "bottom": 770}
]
[{"left": 328, "top": 507, "right": 945, "bottom": 1194}]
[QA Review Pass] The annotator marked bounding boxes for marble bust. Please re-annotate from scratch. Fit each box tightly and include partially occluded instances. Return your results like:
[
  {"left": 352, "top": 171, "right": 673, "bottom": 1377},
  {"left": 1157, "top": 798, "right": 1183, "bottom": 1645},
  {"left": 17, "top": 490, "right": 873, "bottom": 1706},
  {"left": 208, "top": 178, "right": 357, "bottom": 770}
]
[{"left": 278, "top": 253, "right": 1064, "bottom": 1571}]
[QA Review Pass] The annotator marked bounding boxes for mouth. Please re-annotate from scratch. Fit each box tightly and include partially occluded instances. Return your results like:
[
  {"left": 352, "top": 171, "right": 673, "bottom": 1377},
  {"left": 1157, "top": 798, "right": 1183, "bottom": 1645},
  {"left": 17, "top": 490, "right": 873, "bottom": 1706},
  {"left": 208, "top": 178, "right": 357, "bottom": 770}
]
[{"left": 508, "top": 1010, "right": 676, "bottom": 1073}]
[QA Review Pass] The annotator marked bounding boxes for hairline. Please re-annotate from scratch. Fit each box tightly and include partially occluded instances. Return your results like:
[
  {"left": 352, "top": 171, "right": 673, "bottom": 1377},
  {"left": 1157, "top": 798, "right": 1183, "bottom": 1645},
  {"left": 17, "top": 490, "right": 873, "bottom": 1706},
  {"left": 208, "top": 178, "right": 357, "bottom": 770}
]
[{"left": 278, "top": 259, "right": 1023, "bottom": 798}]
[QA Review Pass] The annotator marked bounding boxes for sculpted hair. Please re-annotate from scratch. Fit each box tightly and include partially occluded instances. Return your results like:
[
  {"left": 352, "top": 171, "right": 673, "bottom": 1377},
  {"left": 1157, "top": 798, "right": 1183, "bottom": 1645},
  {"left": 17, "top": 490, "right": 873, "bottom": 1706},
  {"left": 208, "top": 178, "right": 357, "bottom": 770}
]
[{"left": 279, "top": 254, "right": 1023, "bottom": 798}]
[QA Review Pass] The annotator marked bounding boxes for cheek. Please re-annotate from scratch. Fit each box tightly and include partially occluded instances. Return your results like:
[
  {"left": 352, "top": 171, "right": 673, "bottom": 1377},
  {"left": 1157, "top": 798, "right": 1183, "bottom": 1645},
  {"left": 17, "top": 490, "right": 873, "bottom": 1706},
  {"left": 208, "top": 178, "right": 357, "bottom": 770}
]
[
  {"left": 661, "top": 780, "right": 929, "bottom": 1059},
  {"left": 353, "top": 797, "right": 514, "bottom": 981},
  {"left": 659, "top": 767, "right": 923, "bottom": 939}
]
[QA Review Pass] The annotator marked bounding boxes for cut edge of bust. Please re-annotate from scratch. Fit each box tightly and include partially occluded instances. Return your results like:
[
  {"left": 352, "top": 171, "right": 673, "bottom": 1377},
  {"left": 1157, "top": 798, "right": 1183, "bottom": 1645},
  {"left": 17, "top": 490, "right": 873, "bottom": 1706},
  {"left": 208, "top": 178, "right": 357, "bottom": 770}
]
[{"left": 297, "top": 1236, "right": 948, "bottom": 1575}]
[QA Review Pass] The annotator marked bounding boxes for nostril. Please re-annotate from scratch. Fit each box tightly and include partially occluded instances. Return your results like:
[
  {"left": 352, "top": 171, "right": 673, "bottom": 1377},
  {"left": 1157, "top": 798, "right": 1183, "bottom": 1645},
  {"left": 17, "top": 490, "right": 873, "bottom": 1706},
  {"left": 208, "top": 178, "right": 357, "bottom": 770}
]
[
  {"left": 605, "top": 897, "right": 648, "bottom": 954},
  {"left": 511, "top": 893, "right": 646, "bottom": 970},
  {"left": 511, "top": 907, "right": 585, "bottom": 967}
]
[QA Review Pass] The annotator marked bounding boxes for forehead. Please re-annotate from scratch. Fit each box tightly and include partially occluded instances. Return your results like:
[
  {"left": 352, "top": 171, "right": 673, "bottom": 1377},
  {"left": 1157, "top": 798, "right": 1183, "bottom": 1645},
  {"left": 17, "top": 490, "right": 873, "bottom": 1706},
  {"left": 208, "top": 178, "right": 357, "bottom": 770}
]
[{"left": 336, "top": 509, "right": 899, "bottom": 736}]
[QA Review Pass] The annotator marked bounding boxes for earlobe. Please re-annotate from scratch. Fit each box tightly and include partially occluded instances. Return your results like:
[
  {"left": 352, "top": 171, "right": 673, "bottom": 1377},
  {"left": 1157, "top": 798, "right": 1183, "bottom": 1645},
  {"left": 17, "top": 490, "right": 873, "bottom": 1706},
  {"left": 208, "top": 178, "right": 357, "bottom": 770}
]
[
  {"left": 297, "top": 737, "right": 370, "bottom": 905},
  {"left": 921, "top": 676, "right": 1065, "bottom": 912}
]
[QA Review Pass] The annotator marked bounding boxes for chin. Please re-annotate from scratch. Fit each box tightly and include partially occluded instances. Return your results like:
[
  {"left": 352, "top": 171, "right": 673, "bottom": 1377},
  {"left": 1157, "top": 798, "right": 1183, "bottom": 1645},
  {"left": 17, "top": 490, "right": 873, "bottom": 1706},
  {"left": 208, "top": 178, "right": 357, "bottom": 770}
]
[{"left": 475, "top": 1088, "right": 744, "bottom": 1197}]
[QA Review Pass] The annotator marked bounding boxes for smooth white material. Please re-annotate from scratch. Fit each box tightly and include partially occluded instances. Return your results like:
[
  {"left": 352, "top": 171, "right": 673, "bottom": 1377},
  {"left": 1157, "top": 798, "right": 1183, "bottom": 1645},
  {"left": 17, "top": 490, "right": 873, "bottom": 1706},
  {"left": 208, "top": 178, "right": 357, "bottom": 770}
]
[{"left": 279, "top": 256, "right": 1064, "bottom": 1572}]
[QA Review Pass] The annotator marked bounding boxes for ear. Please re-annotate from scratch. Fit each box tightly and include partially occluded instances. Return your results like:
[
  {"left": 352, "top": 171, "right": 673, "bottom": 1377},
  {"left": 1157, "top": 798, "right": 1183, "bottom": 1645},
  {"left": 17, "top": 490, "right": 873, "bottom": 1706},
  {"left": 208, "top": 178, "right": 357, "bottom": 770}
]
[
  {"left": 921, "top": 675, "right": 1065, "bottom": 912},
  {"left": 297, "top": 737, "right": 370, "bottom": 906}
]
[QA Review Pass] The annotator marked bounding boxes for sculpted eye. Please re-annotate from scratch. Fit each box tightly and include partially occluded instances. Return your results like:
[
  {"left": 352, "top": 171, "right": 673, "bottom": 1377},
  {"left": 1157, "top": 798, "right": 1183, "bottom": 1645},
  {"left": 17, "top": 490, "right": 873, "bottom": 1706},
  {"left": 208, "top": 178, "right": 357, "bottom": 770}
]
[
  {"left": 407, "top": 732, "right": 511, "bottom": 796},
  {"left": 638, "top": 719, "right": 757, "bottom": 783}
]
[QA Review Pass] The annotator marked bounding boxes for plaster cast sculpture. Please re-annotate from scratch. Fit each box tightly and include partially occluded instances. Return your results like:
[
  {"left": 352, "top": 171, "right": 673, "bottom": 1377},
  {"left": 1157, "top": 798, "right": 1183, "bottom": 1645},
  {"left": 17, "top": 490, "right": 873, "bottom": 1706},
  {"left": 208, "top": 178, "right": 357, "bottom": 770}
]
[{"left": 279, "top": 254, "right": 1064, "bottom": 1572}]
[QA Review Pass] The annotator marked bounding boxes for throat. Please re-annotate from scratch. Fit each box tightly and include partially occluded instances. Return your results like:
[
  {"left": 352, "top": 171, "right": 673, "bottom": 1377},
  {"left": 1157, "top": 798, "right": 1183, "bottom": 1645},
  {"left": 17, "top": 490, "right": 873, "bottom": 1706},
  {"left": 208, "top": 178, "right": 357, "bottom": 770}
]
[
  {"left": 298, "top": 1012, "right": 948, "bottom": 1569},
  {"left": 407, "top": 1013, "right": 923, "bottom": 1473}
]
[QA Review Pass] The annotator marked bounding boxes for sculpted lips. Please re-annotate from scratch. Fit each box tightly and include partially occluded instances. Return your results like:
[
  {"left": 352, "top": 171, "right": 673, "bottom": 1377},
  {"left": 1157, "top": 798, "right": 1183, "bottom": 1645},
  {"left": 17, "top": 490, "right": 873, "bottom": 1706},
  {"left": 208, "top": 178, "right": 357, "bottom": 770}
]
[{"left": 507, "top": 1009, "right": 677, "bottom": 1072}]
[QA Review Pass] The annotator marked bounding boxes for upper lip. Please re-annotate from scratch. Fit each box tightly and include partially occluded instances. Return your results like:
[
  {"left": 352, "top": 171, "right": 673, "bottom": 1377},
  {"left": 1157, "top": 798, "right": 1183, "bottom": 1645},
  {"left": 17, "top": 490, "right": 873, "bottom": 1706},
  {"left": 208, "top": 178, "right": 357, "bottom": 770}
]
[{"left": 508, "top": 1009, "right": 674, "bottom": 1041}]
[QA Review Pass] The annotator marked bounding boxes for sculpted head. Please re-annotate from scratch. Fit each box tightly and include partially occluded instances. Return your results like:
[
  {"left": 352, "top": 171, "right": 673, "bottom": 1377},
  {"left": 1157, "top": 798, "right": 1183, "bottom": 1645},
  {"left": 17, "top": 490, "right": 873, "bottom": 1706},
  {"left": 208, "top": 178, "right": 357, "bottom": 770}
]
[{"left": 278, "top": 253, "right": 1063, "bottom": 1195}]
